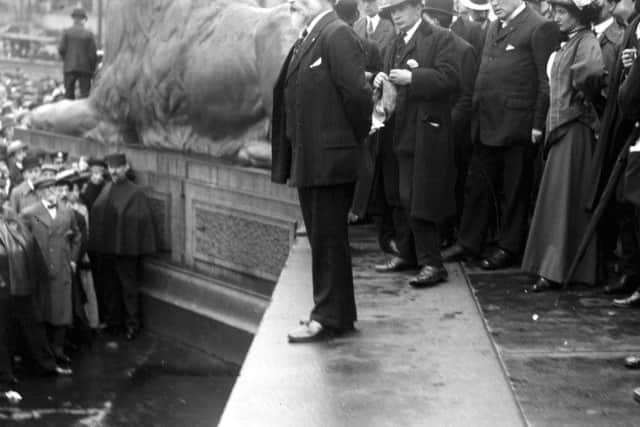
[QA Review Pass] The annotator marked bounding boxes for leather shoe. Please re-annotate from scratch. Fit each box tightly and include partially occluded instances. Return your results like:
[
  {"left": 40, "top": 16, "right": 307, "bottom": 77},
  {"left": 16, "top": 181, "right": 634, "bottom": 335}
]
[
  {"left": 603, "top": 274, "right": 639, "bottom": 295},
  {"left": 409, "top": 265, "right": 448, "bottom": 288},
  {"left": 288, "top": 320, "right": 334, "bottom": 343},
  {"left": 441, "top": 243, "right": 472, "bottom": 262},
  {"left": 531, "top": 277, "right": 561, "bottom": 293},
  {"left": 613, "top": 291, "right": 640, "bottom": 308},
  {"left": 125, "top": 326, "right": 140, "bottom": 341},
  {"left": 625, "top": 356, "right": 640, "bottom": 369},
  {"left": 375, "top": 256, "right": 417, "bottom": 273},
  {"left": 380, "top": 239, "right": 400, "bottom": 256},
  {"left": 54, "top": 365, "right": 73, "bottom": 376},
  {"left": 480, "top": 248, "right": 514, "bottom": 270}
]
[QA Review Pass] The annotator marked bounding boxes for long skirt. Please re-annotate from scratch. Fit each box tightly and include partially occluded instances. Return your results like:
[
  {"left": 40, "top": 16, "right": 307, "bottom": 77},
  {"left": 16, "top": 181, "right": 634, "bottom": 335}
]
[{"left": 522, "top": 122, "right": 598, "bottom": 285}]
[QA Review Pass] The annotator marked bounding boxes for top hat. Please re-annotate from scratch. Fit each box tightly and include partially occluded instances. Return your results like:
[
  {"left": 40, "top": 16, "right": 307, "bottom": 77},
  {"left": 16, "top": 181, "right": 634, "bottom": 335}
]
[
  {"left": 459, "top": 0, "right": 491, "bottom": 11},
  {"left": 423, "top": 0, "right": 455, "bottom": 15},
  {"left": 71, "top": 8, "right": 88, "bottom": 19},
  {"left": 104, "top": 153, "right": 127, "bottom": 168}
]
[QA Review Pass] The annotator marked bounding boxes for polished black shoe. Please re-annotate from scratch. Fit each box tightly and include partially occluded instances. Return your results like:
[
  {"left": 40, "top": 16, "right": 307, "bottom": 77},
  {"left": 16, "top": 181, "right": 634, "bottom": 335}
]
[
  {"left": 375, "top": 256, "right": 417, "bottom": 273},
  {"left": 288, "top": 320, "right": 335, "bottom": 343},
  {"left": 380, "top": 238, "right": 400, "bottom": 256},
  {"left": 603, "top": 274, "right": 639, "bottom": 295},
  {"left": 480, "top": 248, "right": 515, "bottom": 270},
  {"left": 409, "top": 265, "right": 448, "bottom": 288},
  {"left": 531, "top": 276, "right": 561, "bottom": 293},
  {"left": 441, "top": 243, "right": 472, "bottom": 262},
  {"left": 613, "top": 291, "right": 640, "bottom": 308},
  {"left": 125, "top": 326, "right": 140, "bottom": 341}
]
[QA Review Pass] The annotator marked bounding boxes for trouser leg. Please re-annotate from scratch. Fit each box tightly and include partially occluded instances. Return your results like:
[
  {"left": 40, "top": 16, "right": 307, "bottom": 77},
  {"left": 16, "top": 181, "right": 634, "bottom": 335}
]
[
  {"left": 115, "top": 256, "right": 140, "bottom": 330},
  {"left": 411, "top": 218, "right": 443, "bottom": 268},
  {"left": 0, "top": 298, "right": 13, "bottom": 384},
  {"left": 458, "top": 144, "right": 501, "bottom": 253},
  {"left": 498, "top": 144, "right": 534, "bottom": 255},
  {"left": 299, "top": 185, "right": 357, "bottom": 330},
  {"left": 77, "top": 73, "right": 92, "bottom": 98},
  {"left": 63, "top": 72, "right": 77, "bottom": 100},
  {"left": 12, "top": 296, "right": 56, "bottom": 374},
  {"left": 102, "top": 255, "right": 124, "bottom": 329}
]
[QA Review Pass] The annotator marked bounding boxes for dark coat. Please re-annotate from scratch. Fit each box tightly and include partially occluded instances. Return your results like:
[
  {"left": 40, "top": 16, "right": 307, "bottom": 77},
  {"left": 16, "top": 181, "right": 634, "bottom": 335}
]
[
  {"left": 88, "top": 178, "right": 158, "bottom": 256},
  {"left": 271, "top": 11, "right": 373, "bottom": 188},
  {"left": 58, "top": 26, "right": 98, "bottom": 74},
  {"left": 450, "top": 17, "right": 486, "bottom": 56},
  {"left": 354, "top": 16, "right": 396, "bottom": 57},
  {"left": 587, "top": 15, "right": 640, "bottom": 209},
  {"left": 21, "top": 202, "right": 81, "bottom": 326},
  {"left": 599, "top": 20, "right": 625, "bottom": 85},
  {"left": 472, "top": 6, "right": 559, "bottom": 146},
  {"left": 9, "top": 180, "right": 39, "bottom": 214},
  {"left": 451, "top": 34, "right": 478, "bottom": 132},
  {"left": 382, "top": 21, "right": 460, "bottom": 222},
  {"left": 7, "top": 158, "right": 22, "bottom": 192},
  {"left": 80, "top": 180, "right": 105, "bottom": 210},
  {"left": 619, "top": 51, "right": 640, "bottom": 120}
]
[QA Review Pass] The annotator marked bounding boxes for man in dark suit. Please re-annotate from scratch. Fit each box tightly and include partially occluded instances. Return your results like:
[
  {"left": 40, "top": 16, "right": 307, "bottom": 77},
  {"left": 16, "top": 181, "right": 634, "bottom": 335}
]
[
  {"left": 271, "top": 0, "right": 372, "bottom": 343},
  {"left": 443, "top": 0, "right": 558, "bottom": 269},
  {"left": 9, "top": 154, "right": 40, "bottom": 214},
  {"left": 354, "top": 0, "right": 397, "bottom": 55},
  {"left": 422, "top": 0, "right": 479, "bottom": 244},
  {"left": 373, "top": 0, "right": 460, "bottom": 287},
  {"left": 58, "top": 8, "right": 98, "bottom": 99}
]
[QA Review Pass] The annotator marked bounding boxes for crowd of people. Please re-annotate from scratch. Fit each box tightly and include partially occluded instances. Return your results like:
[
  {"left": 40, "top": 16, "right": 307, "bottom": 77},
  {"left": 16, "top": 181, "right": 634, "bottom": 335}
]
[
  {"left": 276, "top": 0, "right": 640, "bottom": 378},
  {"left": 0, "top": 134, "right": 157, "bottom": 402}
]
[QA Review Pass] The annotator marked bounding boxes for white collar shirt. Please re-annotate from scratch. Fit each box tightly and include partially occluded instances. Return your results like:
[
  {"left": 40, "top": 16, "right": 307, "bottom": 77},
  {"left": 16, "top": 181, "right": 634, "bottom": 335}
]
[
  {"left": 303, "top": 8, "right": 333, "bottom": 37},
  {"left": 42, "top": 200, "right": 57, "bottom": 219},
  {"left": 403, "top": 19, "right": 422, "bottom": 44},
  {"left": 594, "top": 17, "right": 614, "bottom": 39},
  {"left": 367, "top": 15, "right": 381, "bottom": 32},
  {"left": 502, "top": 3, "right": 526, "bottom": 28}
]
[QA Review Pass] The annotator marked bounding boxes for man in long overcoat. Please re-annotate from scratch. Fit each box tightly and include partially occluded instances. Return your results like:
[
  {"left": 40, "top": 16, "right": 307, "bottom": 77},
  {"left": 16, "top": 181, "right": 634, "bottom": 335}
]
[
  {"left": 88, "top": 154, "right": 157, "bottom": 340},
  {"left": 58, "top": 8, "right": 98, "bottom": 99},
  {"left": 271, "top": 0, "right": 372, "bottom": 342},
  {"left": 443, "top": 0, "right": 558, "bottom": 269},
  {"left": 373, "top": 0, "right": 460, "bottom": 287},
  {"left": 21, "top": 177, "right": 81, "bottom": 364}
]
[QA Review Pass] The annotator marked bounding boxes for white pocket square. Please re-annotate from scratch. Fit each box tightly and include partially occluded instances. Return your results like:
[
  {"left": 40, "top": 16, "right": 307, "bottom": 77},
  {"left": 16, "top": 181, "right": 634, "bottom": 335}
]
[
  {"left": 505, "top": 44, "right": 516, "bottom": 51},
  {"left": 310, "top": 57, "right": 322, "bottom": 68}
]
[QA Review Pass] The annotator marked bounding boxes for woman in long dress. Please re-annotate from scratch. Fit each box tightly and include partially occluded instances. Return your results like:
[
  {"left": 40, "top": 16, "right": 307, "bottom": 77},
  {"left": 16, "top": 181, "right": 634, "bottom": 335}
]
[{"left": 522, "top": 0, "right": 605, "bottom": 291}]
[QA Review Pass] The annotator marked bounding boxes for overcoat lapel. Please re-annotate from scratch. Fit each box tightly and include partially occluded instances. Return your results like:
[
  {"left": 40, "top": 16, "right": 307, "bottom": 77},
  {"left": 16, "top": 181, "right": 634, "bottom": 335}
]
[
  {"left": 32, "top": 203, "right": 52, "bottom": 229},
  {"left": 285, "top": 11, "right": 337, "bottom": 81}
]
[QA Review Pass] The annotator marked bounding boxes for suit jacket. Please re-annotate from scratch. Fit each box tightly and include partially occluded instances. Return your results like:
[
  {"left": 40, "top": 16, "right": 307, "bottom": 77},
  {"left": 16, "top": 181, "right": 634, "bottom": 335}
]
[
  {"left": 451, "top": 33, "right": 478, "bottom": 131},
  {"left": 271, "top": 11, "right": 373, "bottom": 188},
  {"left": 381, "top": 21, "right": 460, "bottom": 221},
  {"left": 354, "top": 16, "right": 396, "bottom": 57},
  {"left": 9, "top": 180, "right": 39, "bottom": 214},
  {"left": 21, "top": 202, "right": 81, "bottom": 326},
  {"left": 599, "top": 20, "right": 625, "bottom": 85},
  {"left": 618, "top": 47, "right": 640, "bottom": 120},
  {"left": 58, "top": 26, "right": 98, "bottom": 74},
  {"left": 450, "top": 17, "right": 486, "bottom": 57},
  {"left": 587, "top": 15, "right": 640, "bottom": 209},
  {"left": 472, "top": 6, "right": 559, "bottom": 146}
]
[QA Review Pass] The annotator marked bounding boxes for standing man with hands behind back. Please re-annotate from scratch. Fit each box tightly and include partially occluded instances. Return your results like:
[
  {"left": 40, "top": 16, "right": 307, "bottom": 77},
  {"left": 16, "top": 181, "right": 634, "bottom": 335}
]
[
  {"left": 271, "top": 0, "right": 372, "bottom": 343},
  {"left": 443, "top": 0, "right": 559, "bottom": 269}
]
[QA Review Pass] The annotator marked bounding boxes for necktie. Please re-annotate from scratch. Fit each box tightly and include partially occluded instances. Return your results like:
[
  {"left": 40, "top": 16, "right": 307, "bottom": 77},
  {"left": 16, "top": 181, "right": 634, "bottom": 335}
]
[
  {"left": 367, "top": 19, "right": 374, "bottom": 38},
  {"left": 291, "top": 29, "right": 308, "bottom": 63}
]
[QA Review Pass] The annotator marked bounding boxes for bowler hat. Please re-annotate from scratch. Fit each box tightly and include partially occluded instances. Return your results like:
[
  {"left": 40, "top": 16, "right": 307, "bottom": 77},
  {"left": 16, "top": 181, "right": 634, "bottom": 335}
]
[
  {"left": 33, "top": 177, "right": 56, "bottom": 191},
  {"left": 88, "top": 157, "right": 107, "bottom": 169},
  {"left": 423, "top": 0, "right": 455, "bottom": 15},
  {"left": 459, "top": 0, "right": 491, "bottom": 11},
  {"left": 380, "top": 0, "right": 422, "bottom": 17},
  {"left": 21, "top": 155, "right": 40, "bottom": 172},
  {"left": 71, "top": 8, "right": 87, "bottom": 19},
  {"left": 104, "top": 153, "right": 127, "bottom": 168}
]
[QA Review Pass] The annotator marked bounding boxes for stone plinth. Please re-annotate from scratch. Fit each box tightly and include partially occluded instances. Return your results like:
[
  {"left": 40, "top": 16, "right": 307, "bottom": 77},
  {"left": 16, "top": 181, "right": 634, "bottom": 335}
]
[{"left": 16, "top": 129, "right": 300, "bottom": 364}]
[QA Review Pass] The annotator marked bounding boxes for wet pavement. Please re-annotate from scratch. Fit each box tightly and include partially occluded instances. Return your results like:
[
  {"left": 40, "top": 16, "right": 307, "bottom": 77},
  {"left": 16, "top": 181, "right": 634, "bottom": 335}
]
[
  {"left": 0, "top": 332, "right": 238, "bottom": 426},
  {"left": 467, "top": 270, "right": 640, "bottom": 426}
]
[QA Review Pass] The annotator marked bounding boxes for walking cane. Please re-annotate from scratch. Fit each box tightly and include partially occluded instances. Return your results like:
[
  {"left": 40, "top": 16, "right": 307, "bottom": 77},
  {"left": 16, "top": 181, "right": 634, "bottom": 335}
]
[{"left": 563, "top": 122, "right": 640, "bottom": 288}]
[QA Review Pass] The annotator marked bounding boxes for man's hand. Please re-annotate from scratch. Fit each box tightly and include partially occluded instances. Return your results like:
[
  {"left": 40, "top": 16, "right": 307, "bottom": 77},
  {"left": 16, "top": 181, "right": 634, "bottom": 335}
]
[
  {"left": 389, "top": 69, "right": 412, "bottom": 86},
  {"left": 622, "top": 48, "right": 638, "bottom": 69},
  {"left": 373, "top": 72, "right": 389, "bottom": 89},
  {"left": 531, "top": 128, "right": 543, "bottom": 144}
]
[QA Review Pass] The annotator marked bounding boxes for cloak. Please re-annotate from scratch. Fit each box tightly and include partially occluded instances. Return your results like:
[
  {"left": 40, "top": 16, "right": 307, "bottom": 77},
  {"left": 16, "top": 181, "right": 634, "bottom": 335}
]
[{"left": 88, "top": 179, "right": 157, "bottom": 256}]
